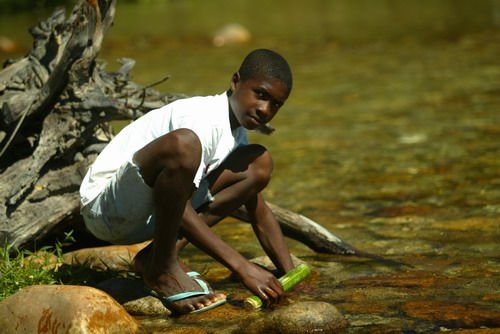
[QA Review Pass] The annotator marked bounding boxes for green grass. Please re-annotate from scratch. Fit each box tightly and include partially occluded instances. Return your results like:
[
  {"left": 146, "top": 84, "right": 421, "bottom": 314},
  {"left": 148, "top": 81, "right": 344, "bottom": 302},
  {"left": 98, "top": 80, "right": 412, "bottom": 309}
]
[
  {"left": 0, "top": 244, "right": 60, "bottom": 301},
  {"left": 0, "top": 232, "right": 122, "bottom": 301},
  {"left": 0, "top": 0, "right": 68, "bottom": 12}
]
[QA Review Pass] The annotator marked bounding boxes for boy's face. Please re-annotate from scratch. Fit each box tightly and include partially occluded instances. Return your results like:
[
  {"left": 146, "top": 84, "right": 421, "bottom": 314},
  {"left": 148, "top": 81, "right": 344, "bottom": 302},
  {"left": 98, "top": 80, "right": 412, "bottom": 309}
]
[{"left": 229, "top": 73, "right": 289, "bottom": 130}]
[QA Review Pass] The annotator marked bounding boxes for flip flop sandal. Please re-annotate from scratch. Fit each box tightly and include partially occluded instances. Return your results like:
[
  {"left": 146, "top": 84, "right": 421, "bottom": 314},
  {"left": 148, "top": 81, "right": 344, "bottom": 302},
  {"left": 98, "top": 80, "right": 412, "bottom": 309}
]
[{"left": 146, "top": 276, "right": 226, "bottom": 315}]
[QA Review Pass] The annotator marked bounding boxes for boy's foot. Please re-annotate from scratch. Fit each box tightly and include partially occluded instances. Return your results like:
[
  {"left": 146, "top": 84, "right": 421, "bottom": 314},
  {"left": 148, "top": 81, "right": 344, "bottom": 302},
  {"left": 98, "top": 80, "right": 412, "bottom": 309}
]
[
  {"left": 143, "top": 264, "right": 226, "bottom": 314},
  {"left": 132, "top": 245, "right": 226, "bottom": 314}
]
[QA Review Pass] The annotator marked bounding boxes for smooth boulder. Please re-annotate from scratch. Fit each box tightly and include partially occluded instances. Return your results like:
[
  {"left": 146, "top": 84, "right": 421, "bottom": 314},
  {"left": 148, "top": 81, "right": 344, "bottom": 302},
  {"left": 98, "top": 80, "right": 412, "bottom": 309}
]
[
  {"left": 62, "top": 242, "right": 150, "bottom": 271},
  {"left": 0, "top": 285, "right": 140, "bottom": 333},
  {"left": 243, "top": 301, "right": 348, "bottom": 334}
]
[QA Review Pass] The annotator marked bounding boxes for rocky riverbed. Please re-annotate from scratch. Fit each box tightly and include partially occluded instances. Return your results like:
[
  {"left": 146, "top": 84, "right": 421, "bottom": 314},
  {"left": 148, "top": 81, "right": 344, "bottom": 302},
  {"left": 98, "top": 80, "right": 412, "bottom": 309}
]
[{"left": 1, "top": 234, "right": 498, "bottom": 333}]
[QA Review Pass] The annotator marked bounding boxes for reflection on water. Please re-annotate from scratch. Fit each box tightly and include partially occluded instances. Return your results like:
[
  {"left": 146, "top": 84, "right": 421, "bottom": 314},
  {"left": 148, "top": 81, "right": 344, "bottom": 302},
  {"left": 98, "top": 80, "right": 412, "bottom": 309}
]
[{"left": 1, "top": 0, "right": 499, "bottom": 332}]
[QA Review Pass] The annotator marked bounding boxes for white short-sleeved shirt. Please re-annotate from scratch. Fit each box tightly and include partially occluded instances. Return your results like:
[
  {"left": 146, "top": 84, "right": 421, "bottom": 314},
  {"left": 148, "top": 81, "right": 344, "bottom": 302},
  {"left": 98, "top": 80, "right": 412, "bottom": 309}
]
[{"left": 79, "top": 92, "right": 247, "bottom": 207}]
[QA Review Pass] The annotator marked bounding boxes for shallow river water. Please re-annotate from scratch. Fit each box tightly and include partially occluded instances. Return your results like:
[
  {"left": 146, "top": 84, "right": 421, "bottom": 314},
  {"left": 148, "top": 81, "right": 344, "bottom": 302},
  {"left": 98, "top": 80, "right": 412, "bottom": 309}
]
[{"left": 1, "top": 1, "right": 500, "bottom": 332}]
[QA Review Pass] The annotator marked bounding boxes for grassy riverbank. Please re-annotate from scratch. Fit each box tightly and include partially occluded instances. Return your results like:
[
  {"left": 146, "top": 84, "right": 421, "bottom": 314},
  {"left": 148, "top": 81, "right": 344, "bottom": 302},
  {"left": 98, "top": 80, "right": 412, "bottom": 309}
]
[
  {"left": 0, "top": 233, "right": 119, "bottom": 301},
  {"left": 0, "top": 245, "right": 60, "bottom": 300}
]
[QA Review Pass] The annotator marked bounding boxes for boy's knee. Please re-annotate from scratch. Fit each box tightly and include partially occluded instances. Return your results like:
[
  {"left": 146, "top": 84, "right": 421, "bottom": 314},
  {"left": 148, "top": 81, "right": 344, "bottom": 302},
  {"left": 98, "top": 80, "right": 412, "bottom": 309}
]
[{"left": 159, "top": 128, "right": 201, "bottom": 172}]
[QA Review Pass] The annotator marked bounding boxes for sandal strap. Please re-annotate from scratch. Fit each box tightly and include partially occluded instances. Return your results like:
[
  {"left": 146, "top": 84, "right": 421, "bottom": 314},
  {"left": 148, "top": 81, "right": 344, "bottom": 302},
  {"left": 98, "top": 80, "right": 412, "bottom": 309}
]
[
  {"left": 164, "top": 277, "right": 209, "bottom": 303},
  {"left": 186, "top": 271, "right": 201, "bottom": 277}
]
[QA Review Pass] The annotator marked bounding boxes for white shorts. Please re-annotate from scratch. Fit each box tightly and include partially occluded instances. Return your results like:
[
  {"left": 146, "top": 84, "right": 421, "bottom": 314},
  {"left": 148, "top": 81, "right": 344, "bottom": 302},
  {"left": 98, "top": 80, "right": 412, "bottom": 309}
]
[{"left": 81, "top": 160, "right": 213, "bottom": 244}]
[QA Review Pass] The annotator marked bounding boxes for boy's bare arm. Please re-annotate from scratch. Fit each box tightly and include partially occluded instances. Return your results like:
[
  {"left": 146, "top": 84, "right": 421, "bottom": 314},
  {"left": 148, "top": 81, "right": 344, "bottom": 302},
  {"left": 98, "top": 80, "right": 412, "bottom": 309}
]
[
  {"left": 245, "top": 193, "right": 295, "bottom": 275},
  {"left": 180, "top": 201, "right": 284, "bottom": 305}
]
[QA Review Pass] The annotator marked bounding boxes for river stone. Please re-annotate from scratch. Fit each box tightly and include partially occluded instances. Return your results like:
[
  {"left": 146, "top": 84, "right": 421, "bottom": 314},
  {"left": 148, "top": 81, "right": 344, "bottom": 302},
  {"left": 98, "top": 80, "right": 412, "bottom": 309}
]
[
  {"left": 24, "top": 250, "right": 60, "bottom": 270},
  {"left": 212, "top": 23, "right": 251, "bottom": 47},
  {"left": 124, "top": 296, "right": 171, "bottom": 317},
  {"left": 250, "top": 254, "right": 306, "bottom": 271},
  {"left": 62, "top": 241, "right": 149, "bottom": 271},
  {"left": 0, "top": 285, "right": 141, "bottom": 333},
  {"left": 243, "top": 301, "right": 348, "bottom": 333}
]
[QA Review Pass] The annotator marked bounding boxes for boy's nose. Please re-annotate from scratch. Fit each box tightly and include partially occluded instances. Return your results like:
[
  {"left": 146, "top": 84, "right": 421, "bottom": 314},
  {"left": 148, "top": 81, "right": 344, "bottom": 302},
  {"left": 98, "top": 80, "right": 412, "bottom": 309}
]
[{"left": 256, "top": 101, "right": 271, "bottom": 121}]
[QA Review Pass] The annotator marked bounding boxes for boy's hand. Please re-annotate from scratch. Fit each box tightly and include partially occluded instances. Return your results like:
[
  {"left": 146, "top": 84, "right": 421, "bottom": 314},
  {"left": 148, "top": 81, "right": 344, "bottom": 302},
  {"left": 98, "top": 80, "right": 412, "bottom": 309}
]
[{"left": 240, "top": 262, "right": 284, "bottom": 306}]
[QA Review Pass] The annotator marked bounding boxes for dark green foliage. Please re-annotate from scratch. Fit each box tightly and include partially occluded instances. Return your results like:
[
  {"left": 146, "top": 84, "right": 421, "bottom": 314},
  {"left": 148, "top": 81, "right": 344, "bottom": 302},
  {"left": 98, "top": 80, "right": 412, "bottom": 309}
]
[{"left": 0, "top": 0, "right": 69, "bottom": 13}]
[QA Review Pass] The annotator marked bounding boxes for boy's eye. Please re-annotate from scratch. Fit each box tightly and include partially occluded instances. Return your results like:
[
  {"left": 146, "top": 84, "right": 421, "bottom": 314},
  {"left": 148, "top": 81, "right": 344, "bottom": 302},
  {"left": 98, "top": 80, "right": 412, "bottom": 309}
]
[{"left": 254, "top": 89, "right": 283, "bottom": 109}]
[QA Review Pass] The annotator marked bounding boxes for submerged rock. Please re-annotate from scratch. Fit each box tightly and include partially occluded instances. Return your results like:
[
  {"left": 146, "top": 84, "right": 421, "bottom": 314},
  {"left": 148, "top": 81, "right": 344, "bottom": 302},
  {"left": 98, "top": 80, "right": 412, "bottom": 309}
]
[
  {"left": 212, "top": 24, "right": 251, "bottom": 47},
  {"left": 402, "top": 300, "right": 500, "bottom": 329},
  {"left": 241, "top": 301, "right": 348, "bottom": 333},
  {"left": 250, "top": 254, "right": 306, "bottom": 271},
  {"left": 0, "top": 285, "right": 140, "bottom": 333},
  {"left": 340, "top": 271, "right": 457, "bottom": 289}
]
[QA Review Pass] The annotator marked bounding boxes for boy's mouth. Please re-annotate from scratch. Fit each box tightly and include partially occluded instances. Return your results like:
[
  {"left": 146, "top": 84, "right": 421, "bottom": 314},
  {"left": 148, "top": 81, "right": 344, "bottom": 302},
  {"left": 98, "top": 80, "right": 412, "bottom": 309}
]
[{"left": 248, "top": 114, "right": 262, "bottom": 126}]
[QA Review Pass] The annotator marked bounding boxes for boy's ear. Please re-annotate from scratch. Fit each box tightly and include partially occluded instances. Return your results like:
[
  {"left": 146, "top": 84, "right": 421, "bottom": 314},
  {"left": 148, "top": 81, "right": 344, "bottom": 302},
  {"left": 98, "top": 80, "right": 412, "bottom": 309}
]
[{"left": 230, "top": 72, "right": 240, "bottom": 91}]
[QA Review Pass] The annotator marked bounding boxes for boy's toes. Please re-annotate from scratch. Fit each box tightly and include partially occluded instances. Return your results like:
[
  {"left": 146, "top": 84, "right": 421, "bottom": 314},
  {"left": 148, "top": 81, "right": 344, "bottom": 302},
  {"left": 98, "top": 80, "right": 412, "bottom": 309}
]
[
  {"left": 184, "top": 304, "right": 196, "bottom": 313},
  {"left": 194, "top": 296, "right": 215, "bottom": 309},
  {"left": 210, "top": 294, "right": 224, "bottom": 303},
  {"left": 194, "top": 302, "right": 206, "bottom": 310},
  {"left": 172, "top": 293, "right": 224, "bottom": 314}
]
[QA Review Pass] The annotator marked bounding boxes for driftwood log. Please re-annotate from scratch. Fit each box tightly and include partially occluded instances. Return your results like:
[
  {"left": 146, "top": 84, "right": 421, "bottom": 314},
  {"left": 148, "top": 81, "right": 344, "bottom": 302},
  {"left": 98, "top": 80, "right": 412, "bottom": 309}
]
[
  {"left": 0, "top": 0, "right": 376, "bottom": 261},
  {"left": 0, "top": 0, "right": 181, "bottom": 248},
  {"left": 233, "top": 204, "right": 356, "bottom": 255}
]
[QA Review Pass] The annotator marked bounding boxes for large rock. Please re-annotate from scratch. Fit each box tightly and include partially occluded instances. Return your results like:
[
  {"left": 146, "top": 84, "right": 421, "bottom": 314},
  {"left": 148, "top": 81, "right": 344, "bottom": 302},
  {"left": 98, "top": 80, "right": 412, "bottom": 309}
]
[
  {"left": 62, "top": 242, "right": 149, "bottom": 271},
  {"left": 0, "top": 285, "right": 141, "bottom": 333},
  {"left": 241, "top": 301, "right": 348, "bottom": 333}
]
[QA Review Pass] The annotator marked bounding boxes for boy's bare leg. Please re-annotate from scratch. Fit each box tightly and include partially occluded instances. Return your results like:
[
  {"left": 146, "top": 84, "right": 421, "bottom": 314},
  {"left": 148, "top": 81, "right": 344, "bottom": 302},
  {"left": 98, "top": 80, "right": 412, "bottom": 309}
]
[
  {"left": 132, "top": 129, "right": 225, "bottom": 314},
  {"left": 180, "top": 144, "right": 294, "bottom": 276},
  {"left": 132, "top": 242, "right": 195, "bottom": 276}
]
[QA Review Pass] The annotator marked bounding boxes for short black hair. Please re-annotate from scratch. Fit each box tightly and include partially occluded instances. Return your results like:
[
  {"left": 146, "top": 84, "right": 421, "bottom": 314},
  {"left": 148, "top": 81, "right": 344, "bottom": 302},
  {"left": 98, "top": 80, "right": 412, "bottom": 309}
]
[{"left": 238, "top": 49, "right": 293, "bottom": 93}]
